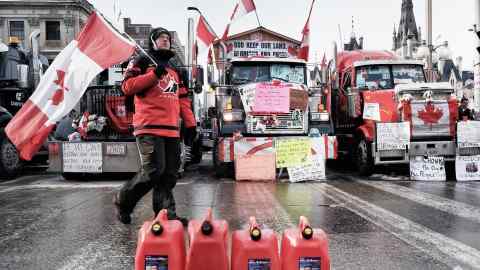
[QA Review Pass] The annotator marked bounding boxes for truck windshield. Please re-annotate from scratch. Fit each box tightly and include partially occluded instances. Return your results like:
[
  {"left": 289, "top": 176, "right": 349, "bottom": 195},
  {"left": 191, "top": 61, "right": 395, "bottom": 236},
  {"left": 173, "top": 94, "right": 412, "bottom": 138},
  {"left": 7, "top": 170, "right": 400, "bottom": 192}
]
[
  {"left": 231, "top": 63, "right": 305, "bottom": 85},
  {"left": 355, "top": 64, "right": 425, "bottom": 90}
]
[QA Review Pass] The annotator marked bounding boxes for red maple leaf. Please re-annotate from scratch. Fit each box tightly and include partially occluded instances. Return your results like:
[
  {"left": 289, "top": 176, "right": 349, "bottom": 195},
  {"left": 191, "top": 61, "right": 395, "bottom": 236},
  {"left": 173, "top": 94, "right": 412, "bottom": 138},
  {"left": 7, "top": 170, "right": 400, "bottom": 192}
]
[
  {"left": 417, "top": 102, "right": 443, "bottom": 129},
  {"left": 51, "top": 69, "right": 69, "bottom": 106},
  {"left": 288, "top": 46, "right": 298, "bottom": 56}
]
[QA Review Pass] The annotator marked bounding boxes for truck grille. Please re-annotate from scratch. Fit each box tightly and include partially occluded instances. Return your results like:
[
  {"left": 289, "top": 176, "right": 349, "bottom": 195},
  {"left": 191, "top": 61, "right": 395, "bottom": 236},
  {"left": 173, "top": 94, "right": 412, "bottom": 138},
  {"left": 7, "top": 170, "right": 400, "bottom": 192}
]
[
  {"left": 80, "top": 86, "right": 135, "bottom": 141},
  {"left": 246, "top": 110, "right": 307, "bottom": 134}
]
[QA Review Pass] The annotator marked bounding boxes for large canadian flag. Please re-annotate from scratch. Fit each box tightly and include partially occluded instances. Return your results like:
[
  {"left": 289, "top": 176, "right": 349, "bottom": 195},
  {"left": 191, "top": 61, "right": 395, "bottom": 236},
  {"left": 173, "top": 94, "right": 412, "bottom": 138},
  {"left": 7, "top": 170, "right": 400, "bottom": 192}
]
[
  {"left": 298, "top": 0, "right": 315, "bottom": 61},
  {"left": 222, "top": 0, "right": 257, "bottom": 40},
  {"left": 5, "top": 12, "right": 136, "bottom": 160}
]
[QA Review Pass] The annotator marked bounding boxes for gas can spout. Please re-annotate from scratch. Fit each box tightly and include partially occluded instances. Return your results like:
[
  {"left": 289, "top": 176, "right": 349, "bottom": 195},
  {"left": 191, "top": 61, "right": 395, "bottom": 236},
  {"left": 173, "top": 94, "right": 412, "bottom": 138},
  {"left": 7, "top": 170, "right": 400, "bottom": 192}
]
[
  {"left": 249, "top": 216, "right": 262, "bottom": 241},
  {"left": 299, "top": 216, "right": 314, "bottom": 239}
]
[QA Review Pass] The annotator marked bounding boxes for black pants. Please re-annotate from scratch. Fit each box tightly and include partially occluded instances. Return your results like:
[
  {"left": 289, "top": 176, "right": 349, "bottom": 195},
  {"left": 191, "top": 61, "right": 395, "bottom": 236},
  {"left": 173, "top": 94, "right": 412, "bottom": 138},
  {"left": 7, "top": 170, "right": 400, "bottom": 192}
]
[{"left": 118, "top": 135, "right": 180, "bottom": 217}]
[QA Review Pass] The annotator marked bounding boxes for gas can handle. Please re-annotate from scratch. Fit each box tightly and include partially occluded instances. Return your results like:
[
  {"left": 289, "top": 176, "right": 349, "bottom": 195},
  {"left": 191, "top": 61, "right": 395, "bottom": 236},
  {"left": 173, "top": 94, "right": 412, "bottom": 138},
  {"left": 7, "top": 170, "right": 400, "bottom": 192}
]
[
  {"left": 154, "top": 209, "right": 168, "bottom": 223},
  {"left": 299, "top": 216, "right": 314, "bottom": 239}
]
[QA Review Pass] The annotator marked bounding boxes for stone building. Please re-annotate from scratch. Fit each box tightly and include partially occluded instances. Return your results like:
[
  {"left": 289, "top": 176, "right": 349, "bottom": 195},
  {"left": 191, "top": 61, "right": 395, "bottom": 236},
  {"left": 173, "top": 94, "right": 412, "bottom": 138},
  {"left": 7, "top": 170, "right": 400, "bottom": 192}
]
[
  {"left": 0, "top": 0, "right": 94, "bottom": 62},
  {"left": 392, "top": 0, "right": 422, "bottom": 54}
]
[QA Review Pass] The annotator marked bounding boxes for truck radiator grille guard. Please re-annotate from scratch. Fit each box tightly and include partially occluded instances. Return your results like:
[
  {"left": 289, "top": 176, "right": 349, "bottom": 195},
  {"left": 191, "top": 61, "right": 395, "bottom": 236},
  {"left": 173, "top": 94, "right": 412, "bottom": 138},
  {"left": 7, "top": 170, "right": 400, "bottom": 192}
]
[
  {"left": 80, "top": 86, "right": 135, "bottom": 141},
  {"left": 246, "top": 110, "right": 307, "bottom": 134}
]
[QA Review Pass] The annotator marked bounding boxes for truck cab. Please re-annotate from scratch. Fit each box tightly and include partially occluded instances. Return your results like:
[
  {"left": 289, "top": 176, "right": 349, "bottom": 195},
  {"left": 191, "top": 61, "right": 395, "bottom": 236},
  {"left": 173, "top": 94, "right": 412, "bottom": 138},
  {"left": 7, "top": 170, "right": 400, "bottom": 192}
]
[
  {"left": 329, "top": 49, "right": 458, "bottom": 175},
  {"left": 209, "top": 56, "right": 333, "bottom": 177}
]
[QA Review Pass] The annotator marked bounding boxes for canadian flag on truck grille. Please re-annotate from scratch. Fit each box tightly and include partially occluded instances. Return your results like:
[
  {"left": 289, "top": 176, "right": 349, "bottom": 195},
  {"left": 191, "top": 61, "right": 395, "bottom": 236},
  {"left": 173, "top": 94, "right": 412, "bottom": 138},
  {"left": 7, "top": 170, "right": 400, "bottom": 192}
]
[{"left": 5, "top": 12, "right": 135, "bottom": 160}]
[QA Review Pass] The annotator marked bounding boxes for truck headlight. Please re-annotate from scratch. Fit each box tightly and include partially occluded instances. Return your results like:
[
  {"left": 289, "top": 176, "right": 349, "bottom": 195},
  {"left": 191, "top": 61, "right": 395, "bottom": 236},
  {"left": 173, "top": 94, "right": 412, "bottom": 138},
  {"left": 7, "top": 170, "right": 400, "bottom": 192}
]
[
  {"left": 223, "top": 111, "right": 244, "bottom": 122},
  {"left": 311, "top": 112, "right": 329, "bottom": 121}
]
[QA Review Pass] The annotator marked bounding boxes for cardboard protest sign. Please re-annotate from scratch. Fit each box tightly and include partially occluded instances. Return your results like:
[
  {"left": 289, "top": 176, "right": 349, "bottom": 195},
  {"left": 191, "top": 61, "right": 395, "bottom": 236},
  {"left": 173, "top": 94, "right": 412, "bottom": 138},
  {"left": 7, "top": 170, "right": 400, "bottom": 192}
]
[
  {"left": 410, "top": 156, "right": 446, "bottom": 181},
  {"left": 253, "top": 84, "right": 290, "bottom": 113},
  {"left": 363, "top": 103, "right": 381, "bottom": 121},
  {"left": 456, "top": 155, "right": 480, "bottom": 181},
  {"left": 239, "top": 83, "right": 257, "bottom": 113},
  {"left": 288, "top": 157, "right": 325, "bottom": 182},
  {"left": 376, "top": 122, "right": 410, "bottom": 150},
  {"left": 289, "top": 89, "right": 308, "bottom": 110},
  {"left": 457, "top": 121, "right": 480, "bottom": 148},
  {"left": 235, "top": 153, "right": 276, "bottom": 181},
  {"left": 275, "top": 138, "right": 311, "bottom": 168}
]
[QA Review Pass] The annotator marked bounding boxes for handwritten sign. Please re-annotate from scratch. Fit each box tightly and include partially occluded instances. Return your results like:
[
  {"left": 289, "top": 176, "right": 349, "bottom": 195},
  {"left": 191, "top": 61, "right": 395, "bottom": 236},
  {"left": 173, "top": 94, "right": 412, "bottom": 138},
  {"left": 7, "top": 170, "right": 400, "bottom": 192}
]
[
  {"left": 288, "top": 157, "right": 326, "bottom": 182},
  {"left": 457, "top": 121, "right": 480, "bottom": 148},
  {"left": 363, "top": 103, "right": 381, "bottom": 121},
  {"left": 235, "top": 153, "right": 276, "bottom": 181},
  {"left": 239, "top": 84, "right": 257, "bottom": 113},
  {"left": 63, "top": 142, "right": 102, "bottom": 173},
  {"left": 456, "top": 155, "right": 480, "bottom": 181},
  {"left": 253, "top": 85, "right": 290, "bottom": 113},
  {"left": 289, "top": 89, "right": 309, "bottom": 110},
  {"left": 376, "top": 122, "right": 410, "bottom": 150},
  {"left": 410, "top": 156, "right": 446, "bottom": 181},
  {"left": 276, "top": 138, "right": 311, "bottom": 168}
]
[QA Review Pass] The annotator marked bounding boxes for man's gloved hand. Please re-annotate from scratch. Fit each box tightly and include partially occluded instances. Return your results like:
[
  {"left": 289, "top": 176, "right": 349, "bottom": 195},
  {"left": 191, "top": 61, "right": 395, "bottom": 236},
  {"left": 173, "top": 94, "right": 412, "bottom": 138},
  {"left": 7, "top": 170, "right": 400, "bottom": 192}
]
[
  {"left": 154, "top": 63, "right": 168, "bottom": 77},
  {"left": 183, "top": 127, "right": 197, "bottom": 147}
]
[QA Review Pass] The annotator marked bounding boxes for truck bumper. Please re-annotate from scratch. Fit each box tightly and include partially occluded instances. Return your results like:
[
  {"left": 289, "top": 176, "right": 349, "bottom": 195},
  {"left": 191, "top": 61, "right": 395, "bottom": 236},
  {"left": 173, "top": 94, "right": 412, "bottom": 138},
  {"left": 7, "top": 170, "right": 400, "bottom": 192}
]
[
  {"left": 48, "top": 141, "right": 140, "bottom": 173},
  {"left": 374, "top": 140, "right": 456, "bottom": 165}
]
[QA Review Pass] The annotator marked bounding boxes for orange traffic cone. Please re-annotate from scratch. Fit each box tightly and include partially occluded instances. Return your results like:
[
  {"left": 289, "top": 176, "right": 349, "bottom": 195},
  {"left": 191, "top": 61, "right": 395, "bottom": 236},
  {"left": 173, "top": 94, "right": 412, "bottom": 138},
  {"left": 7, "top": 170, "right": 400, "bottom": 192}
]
[
  {"left": 281, "top": 216, "right": 330, "bottom": 270},
  {"left": 134, "top": 209, "right": 186, "bottom": 270}
]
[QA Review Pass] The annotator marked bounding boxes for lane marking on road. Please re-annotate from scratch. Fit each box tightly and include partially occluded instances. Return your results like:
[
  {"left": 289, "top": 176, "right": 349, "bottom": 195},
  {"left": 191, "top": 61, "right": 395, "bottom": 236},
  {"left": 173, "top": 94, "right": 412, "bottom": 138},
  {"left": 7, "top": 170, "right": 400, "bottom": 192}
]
[
  {"left": 313, "top": 183, "right": 480, "bottom": 270},
  {"left": 361, "top": 181, "right": 480, "bottom": 224}
]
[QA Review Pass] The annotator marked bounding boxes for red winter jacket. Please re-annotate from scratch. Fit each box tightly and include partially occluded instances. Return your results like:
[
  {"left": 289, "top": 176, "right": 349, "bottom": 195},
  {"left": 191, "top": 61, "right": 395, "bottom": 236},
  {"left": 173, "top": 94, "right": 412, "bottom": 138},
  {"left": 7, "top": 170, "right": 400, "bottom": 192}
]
[{"left": 122, "top": 61, "right": 196, "bottom": 138}]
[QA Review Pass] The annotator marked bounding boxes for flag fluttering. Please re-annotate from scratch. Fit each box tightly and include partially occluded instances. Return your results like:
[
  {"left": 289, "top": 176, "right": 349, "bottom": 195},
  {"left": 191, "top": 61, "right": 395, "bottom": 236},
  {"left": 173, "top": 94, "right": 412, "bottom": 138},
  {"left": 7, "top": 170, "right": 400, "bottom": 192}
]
[
  {"left": 298, "top": 0, "right": 315, "bottom": 61},
  {"left": 5, "top": 12, "right": 136, "bottom": 160},
  {"left": 222, "top": 0, "right": 258, "bottom": 40}
]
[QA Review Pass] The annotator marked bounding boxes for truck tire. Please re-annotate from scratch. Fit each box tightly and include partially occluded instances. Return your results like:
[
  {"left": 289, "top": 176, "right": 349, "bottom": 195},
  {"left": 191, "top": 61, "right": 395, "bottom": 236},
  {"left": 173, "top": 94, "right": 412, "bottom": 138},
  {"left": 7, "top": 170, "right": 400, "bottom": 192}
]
[
  {"left": 356, "top": 138, "right": 374, "bottom": 176},
  {"left": 0, "top": 135, "right": 22, "bottom": 179},
  {"left": 212, "top": 138, "right": 233, "bottom": 179}
]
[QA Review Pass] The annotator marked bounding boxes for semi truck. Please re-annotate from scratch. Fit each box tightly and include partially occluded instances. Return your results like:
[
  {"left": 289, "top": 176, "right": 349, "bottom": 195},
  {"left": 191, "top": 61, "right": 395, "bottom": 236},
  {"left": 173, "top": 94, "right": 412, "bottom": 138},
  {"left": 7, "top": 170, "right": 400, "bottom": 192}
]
[
  {"left": 327, "top": 46, "right": 458, "bottom": 175},
  {"left": 208, "top": 55, "right": 334, "bottom": 178},
  {"left": 0, "top": 32, "right": 49, "bottom": 179}
]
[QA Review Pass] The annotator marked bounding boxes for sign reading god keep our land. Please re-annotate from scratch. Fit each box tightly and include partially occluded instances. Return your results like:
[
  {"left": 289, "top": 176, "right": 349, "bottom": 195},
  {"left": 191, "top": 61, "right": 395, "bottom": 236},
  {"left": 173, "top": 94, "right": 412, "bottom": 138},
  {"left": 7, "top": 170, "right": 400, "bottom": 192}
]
[
  {"left": 363, "top": 103, "right": 381, "bottom": 121},
  {"left": 410, "top": 156, "right": 446, "bottom": 181},
  {"left": 457, "top": 121, "right": 480, "bottom": 148},
  {"left": 63, "top": 142, "right": 102, "bottom": 173},
  {"left": 276, "top": 138, "right": 311, "bottom": 168},
  {"left": 376, "top": 122, "right": 410, "bottom": 150},
  {"left": 456, "top": 155, "right": 480, "bottom": 181},
  {"left": 253, "top": 84, "right": 290, "bottom": 113}
]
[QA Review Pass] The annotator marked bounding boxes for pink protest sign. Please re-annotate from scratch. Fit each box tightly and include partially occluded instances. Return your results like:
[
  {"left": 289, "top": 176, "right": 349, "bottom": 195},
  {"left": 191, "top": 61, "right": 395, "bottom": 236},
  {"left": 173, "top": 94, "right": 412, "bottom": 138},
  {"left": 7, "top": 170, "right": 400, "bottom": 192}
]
[{"left": 252, "top": 84, "right": 290, "bottom": 113}]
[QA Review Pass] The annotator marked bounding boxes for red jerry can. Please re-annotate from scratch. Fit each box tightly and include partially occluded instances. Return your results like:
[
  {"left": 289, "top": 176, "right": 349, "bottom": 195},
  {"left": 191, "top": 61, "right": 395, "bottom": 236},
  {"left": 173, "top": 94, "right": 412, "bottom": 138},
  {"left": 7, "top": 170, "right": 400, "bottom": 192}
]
[
  {"left": 281, "top": 216, "right": 330, "bottom": 270},
  {"left": 134, "top": 209, "right": 186, "bottom": 270},
  {"left": 231, "top": 216, "right": 280, "bottom": 270},
  {"left": 186, "top": 208, "right": 229, "bottom": 270}
]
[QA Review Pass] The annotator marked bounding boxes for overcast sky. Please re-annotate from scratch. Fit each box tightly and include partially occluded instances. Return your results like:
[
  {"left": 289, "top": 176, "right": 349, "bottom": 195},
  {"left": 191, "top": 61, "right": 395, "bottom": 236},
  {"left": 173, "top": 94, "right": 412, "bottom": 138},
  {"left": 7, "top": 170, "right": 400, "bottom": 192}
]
[{"left": 88, "top": 0, "right": 477, "bottom": 70}]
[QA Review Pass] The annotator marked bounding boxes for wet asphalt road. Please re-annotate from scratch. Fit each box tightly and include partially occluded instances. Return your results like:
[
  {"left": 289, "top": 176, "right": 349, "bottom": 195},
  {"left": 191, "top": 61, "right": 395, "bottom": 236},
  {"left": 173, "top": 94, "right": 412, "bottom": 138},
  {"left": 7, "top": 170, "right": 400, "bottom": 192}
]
[{"left": 1, "top": 160, "right": 480, "bottom": 269}]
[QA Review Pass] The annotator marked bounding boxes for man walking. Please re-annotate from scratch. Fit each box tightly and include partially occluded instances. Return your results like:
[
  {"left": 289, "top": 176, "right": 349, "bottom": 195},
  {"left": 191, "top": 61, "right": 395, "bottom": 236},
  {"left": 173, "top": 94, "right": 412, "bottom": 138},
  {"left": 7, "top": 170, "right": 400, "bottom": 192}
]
[{"left": 114, "top": 27, "right": 196, "bottom": 225}]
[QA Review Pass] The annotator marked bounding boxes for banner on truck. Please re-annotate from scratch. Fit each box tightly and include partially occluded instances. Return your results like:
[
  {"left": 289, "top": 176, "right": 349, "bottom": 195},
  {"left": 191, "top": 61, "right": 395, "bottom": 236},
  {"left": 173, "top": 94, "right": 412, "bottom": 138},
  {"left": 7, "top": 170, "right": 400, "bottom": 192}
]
[
  {"left": 457, "top": 121, "right": 480, "bottom": 148},
  {"left": 456, "top": 155, "right": 480, "bottom": 181},
  {"left": 410, "top": 156, "right": 446, "bottom": 181},
  {"left": 376, "top": 122, "right": 410, "bottom": 150}
]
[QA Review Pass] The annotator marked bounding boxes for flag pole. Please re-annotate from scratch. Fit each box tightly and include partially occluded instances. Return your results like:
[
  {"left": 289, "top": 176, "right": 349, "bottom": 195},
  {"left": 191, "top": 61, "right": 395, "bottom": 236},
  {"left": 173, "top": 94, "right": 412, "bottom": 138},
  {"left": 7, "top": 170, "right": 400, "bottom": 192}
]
[{"left": 255, "top": 10, "right": 261, "bottom": 27}]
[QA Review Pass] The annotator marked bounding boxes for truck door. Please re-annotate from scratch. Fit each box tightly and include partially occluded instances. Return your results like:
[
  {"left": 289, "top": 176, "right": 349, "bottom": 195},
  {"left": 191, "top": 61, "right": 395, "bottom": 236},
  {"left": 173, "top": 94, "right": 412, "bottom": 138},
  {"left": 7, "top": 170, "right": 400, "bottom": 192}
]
[{"left": 335, "top": 69, "right": 353, "bottom": 130}]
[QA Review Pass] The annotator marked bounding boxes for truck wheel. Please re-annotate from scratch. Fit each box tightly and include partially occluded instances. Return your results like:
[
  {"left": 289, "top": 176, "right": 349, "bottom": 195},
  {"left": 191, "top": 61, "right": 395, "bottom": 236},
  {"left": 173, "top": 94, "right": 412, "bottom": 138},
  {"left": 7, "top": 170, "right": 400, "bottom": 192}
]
[
  {"left": 213, "top": 138, "right": 234, "bottom": 179},
  {"left": 356, "top": 138, "right": 374, "bottom": 176},
  {"left": 0, "top": 136, "right": 22, "bottom": 179}
]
